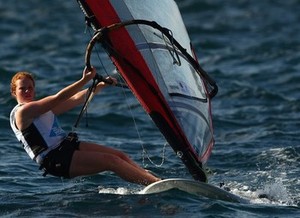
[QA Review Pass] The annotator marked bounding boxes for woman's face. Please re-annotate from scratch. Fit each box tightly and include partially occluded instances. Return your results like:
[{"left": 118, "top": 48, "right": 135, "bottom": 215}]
[{"left": 14, "top": 77, "right": 35, "bottom": 103}]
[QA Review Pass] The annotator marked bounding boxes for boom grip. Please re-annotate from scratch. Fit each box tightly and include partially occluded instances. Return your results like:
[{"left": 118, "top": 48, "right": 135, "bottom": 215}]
[
  {"left": 85, "top": 31, "right": 102, "bottom": 71},
  {"left": 85, "top": 30, "right": 127, "bottom": 88}
]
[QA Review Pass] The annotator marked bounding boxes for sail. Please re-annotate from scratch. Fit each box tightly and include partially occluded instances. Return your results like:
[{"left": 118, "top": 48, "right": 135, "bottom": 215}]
[{"left": 76, "top": 0, "right": 218, "bottom": 182}]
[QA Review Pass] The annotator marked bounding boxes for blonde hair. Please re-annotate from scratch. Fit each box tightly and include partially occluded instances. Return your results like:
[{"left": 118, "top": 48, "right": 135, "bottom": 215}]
[{"left": 10, "top": 71, "right": 35, "bottom": 97}]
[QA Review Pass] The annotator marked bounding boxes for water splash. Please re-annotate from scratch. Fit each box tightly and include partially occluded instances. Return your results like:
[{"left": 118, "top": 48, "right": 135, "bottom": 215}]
[
  {"left": 98, "top": 186, "right": 138, "bottom": 195},
  {"left": 255, "top": 180, "right": 293, "bottom": 206}
]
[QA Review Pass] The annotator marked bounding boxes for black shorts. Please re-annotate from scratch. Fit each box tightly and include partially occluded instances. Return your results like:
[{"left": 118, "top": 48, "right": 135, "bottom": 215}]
[{"left": 40, "top": 138, "right": 80, "bottom": 179}]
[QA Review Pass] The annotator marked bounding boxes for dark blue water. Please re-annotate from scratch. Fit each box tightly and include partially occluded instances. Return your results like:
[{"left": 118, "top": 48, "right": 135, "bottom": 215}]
[{"left": 1, "top": 0, "right": 299, "bottom": 217}]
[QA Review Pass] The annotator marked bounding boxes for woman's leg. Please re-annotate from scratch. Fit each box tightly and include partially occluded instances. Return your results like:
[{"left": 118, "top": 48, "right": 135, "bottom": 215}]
[
  {"left": 69, "top": 141, "right": 160, "bottom": 185},
  {"left": 79, "top": 141, "right": 151, "bottom": 174}
]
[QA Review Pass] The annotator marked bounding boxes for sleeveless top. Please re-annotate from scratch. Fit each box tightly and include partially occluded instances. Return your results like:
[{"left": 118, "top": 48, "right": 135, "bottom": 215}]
[{"left": 10, "top": 104, "right": 67, "bottom": 163}]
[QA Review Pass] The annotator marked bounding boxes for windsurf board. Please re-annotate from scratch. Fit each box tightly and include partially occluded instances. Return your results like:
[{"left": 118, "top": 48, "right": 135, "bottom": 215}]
[{"left": 140, "top": 178, "right": 250, "bottom": 204}]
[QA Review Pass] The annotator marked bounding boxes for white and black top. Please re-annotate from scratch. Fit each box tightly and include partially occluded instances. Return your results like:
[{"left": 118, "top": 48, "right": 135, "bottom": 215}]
[{"left": 10, "top": 104, "right": 67, "bottom": 164}]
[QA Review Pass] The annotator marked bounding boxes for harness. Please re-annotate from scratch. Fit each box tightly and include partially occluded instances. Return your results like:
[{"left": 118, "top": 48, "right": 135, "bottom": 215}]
[{"left": 39, "top": 132, "right": 78, "bottom": 177}]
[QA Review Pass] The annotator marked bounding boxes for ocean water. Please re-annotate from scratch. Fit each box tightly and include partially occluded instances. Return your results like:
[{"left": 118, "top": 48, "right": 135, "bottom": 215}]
[{"left": 1, "top": 0, "right": 299, "bottom": 217}]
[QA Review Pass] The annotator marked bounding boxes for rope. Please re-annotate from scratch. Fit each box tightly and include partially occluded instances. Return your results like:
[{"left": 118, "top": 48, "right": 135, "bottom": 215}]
[{"left": 120, "top": 83, "right": 166, "bottom": 168}]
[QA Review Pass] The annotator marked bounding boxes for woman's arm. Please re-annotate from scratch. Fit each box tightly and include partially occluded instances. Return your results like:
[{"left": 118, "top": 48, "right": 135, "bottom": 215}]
[
  {"left": 52, "top": 73, "right": 117, "bottom": 115},
  {"left": 51, "top": 79, "right": 110, "bottom": 115}
]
